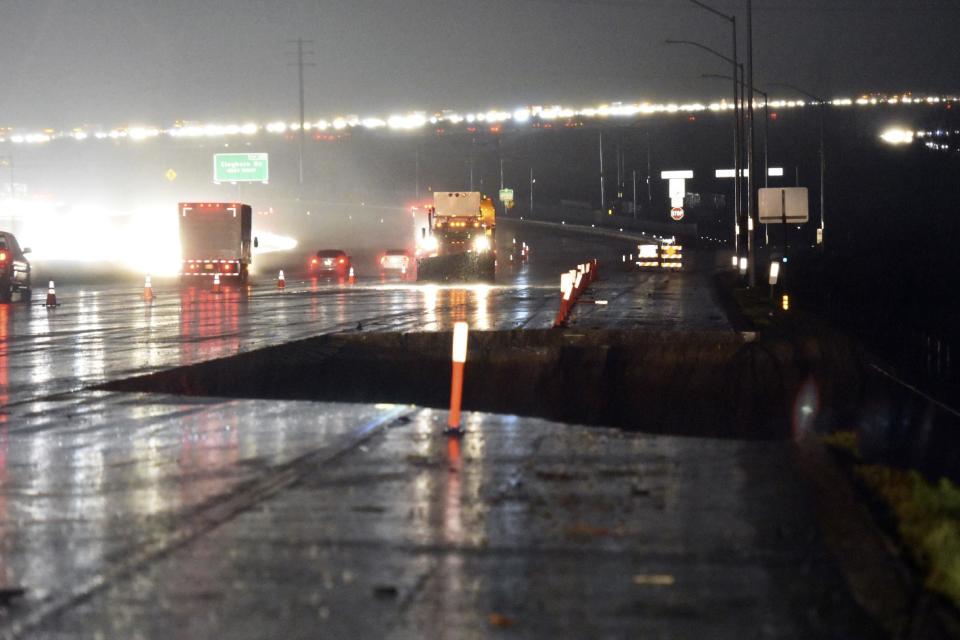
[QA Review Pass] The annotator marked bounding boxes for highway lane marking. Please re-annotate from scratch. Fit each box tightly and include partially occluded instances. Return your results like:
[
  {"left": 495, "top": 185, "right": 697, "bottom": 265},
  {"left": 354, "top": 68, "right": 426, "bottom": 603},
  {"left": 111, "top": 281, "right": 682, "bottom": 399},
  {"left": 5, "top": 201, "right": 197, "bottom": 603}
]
[{"left": 0, "top": 404, "right": 416, "bottom": 640}]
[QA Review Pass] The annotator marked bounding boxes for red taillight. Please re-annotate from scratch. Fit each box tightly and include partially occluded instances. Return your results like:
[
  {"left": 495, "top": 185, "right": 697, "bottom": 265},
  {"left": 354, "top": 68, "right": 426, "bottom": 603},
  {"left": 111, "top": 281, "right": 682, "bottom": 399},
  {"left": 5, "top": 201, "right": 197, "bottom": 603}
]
[
  {"left": 338, "top": 258, "right": 345, "bottom": 264},
  {"left": 223, "top": 264, "right": 232, "bottom": 271},
  {"left": 0, "top": 251, "right": 6, "bottom": 262},
  {"left": 311, "top": 258, "right": 318, "bottom": 265}
]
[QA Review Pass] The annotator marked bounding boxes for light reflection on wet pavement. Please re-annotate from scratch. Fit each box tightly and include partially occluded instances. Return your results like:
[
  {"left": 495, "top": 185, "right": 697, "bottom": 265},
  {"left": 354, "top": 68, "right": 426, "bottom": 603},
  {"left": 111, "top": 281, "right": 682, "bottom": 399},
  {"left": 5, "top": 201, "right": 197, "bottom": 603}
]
[
  {"left": 0, "top": 226, "right": 729, "bottom": 409},
  {"left": 0, "top": 226, "right": 771, "bottom": 638},
  {"left": 1, "top": 398, "right": 874, "bottom": 639}
]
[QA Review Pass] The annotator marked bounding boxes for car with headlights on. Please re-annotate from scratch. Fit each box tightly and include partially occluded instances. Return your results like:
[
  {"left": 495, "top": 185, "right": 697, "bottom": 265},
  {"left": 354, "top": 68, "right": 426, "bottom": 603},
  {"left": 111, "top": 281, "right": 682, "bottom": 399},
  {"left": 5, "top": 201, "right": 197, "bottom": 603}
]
[
  {"left": 379, "top": 249, "right": 412, "bottom": 275},
  {"left": 0, "top": 231, "right": 31, "bottom": 302}
]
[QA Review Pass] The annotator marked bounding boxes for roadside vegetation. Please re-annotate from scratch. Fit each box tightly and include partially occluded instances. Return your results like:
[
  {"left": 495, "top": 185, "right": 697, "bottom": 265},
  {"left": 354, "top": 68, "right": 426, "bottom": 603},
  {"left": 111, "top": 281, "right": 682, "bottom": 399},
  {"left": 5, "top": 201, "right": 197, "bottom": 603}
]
[{"left": 824, "top": 431, "right": 960, "bottom": 610}]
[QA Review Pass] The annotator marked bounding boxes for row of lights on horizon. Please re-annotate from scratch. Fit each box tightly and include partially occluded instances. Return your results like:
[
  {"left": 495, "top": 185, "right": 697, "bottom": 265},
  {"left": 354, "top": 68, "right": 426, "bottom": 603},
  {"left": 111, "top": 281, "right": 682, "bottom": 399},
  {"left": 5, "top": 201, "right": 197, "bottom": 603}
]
[{"left": 1, "top": 92, "right": 957, "bottom": 146}]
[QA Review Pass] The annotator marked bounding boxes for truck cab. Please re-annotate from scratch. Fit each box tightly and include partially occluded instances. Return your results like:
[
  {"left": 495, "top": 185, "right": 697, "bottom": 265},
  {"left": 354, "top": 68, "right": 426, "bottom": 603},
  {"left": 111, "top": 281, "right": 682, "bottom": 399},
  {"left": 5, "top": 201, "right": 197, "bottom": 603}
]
[{"left": 417, "top": 192, "right": 496, "bottom": 281}]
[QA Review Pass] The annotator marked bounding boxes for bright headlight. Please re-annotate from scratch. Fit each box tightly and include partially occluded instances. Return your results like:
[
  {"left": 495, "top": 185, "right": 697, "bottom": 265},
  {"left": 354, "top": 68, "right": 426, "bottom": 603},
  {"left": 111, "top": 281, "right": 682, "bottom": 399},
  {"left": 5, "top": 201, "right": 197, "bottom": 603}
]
[
  {"left": 421, "top": 236, "right": 439, "bottom": 252},
  {"left": 473, "top": 235, "right": 491, "bottom": 252}
]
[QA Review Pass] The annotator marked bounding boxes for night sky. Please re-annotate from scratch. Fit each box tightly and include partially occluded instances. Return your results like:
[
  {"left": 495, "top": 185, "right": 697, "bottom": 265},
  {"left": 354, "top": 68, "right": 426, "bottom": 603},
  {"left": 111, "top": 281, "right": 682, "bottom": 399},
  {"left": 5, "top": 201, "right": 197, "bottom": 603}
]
[{"left": 0, "top": 0, "right": 957, "bottom": 127}]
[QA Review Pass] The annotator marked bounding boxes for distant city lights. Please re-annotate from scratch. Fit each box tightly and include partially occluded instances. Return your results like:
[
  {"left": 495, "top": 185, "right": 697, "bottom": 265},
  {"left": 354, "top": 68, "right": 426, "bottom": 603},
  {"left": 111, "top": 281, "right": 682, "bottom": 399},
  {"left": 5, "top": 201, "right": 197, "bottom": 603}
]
[
  {"left": 0, "top": 92, "right": 956, "bottom": 146},
  {"left": 916, "top": 128, "right": 960, "bottom": 153}
]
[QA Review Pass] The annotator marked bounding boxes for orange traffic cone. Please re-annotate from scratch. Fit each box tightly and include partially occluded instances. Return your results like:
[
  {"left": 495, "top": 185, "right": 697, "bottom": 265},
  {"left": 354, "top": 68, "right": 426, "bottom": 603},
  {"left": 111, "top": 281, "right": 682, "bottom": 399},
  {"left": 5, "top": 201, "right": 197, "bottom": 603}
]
[
  {"left": 278, "top": 270, "right": 286, "bottom": 289},
  {"left": 212, "top": 273, "right": 222, "bottom": 294},
  {"left": 45, "top": 280, "right": 59, "bottom": 307},
  {"left": 348, "top": 266, "right": 355, "bottom": 284},
  {"left": 144, "top": 275, "right": 154, "bottom": 301}
]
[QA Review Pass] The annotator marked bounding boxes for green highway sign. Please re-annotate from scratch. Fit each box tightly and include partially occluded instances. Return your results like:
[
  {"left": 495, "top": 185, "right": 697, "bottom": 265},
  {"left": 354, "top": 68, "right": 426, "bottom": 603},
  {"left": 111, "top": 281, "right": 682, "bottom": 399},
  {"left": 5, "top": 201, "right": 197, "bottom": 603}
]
[
  {"left": 214, "top": 153, "right": 269, "bottom": 183},
  {"left": 499, "top": 188, "right": 514, "bottom": 203}
]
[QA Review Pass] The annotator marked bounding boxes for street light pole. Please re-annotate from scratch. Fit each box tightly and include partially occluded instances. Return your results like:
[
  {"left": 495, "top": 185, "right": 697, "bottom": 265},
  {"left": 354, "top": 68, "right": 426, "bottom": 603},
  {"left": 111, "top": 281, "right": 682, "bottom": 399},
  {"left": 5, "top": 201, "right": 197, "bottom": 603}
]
[
  {"left": 599, "top": 131, "right": 605, "bottom": 211},
  {"left": 704, "top": 74, "right": 771, "bottom": 246},
  {"left": 529, "top": 167, "right": 535, "bottom": 215},
  {"left": 819, "top": 107, "right": 826, "bottom": 244},
  {"left": 646, "top": 131, "right": 652, "bottom": 207},
  {"left": 746, "top": 0, "right": 756, "bottom": 287},
  {"left": 415, "top": 147, "right": 421, "bottom": 200},
  {"left": 666, "top": 32, "right": 743, "bottom": 264}
]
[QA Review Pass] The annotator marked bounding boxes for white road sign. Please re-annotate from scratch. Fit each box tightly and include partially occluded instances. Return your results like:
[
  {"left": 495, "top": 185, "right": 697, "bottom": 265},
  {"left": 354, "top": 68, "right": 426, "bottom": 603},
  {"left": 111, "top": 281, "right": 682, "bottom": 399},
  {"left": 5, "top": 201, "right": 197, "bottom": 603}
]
[{"left": 759, "top": 187, "right": 809, "bottom": 224}]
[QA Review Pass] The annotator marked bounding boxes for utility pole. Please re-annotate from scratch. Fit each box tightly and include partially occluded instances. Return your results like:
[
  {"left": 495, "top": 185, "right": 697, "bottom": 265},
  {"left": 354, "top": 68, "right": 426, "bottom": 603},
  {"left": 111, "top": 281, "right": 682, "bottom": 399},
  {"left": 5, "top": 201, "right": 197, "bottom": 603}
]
[
  {"left": 632, "top": 170, "right": 637, "bottom": 220},
  {"left": 702, "top": 75, "right": 771, "bottom": 248},
  {"left": 746, "top": 0, "right": 757, "bottom": 287},
  {"left": 497, "top": 139, "right": 505, "bottom": 217},
  {"left": 646, "top": 132, "right": 652, "bottom": 206},
  {"left": 469, "top": 137, "right": 476, "bottom": 191},
  {"left": 599, "top": 131, "right": 605, "bottom": 211},
  {"left": 617, "top": 144, "right": 623, "bottom": 198},
  {"left": 415, "top": 147, "right": 421, "bottom": 200},
  {"left": 763, "top": 92, "right": 770, "bottom": 246},
  {"left": 0, "top": 156, "right": 13, "bottom": 200},
  {"left": 0, "top": 156, "right": 13, "bottom": 234},
  {"left": 818, "top": 103, "right": 826, "bottom": 246},
  {"left": 529, "top": 167, "right": 535, "bottom": 215},
  {"left": 286, "top": 38, "right": 316, "bottom": 187}
]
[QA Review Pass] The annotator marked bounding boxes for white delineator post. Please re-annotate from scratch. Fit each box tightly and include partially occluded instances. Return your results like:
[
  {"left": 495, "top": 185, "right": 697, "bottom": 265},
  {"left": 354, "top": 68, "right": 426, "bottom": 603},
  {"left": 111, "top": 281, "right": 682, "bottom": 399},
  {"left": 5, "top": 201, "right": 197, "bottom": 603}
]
[{"left": 446, "top": 322, "right": 469, "bottom": 435}]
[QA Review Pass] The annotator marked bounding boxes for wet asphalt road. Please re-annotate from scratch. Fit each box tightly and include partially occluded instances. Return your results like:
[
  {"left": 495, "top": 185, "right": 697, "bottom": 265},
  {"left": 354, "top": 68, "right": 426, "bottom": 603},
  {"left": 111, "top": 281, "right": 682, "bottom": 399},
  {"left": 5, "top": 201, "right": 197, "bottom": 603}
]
[
  {"left": 0, "top": 222, "right": 730, "bottom": 409},
  {"left": 0, "top": 397, "right": 877, "bottom": 640},
  {"left": 0, "top": 225, "right": 882, "bottom": 639}
]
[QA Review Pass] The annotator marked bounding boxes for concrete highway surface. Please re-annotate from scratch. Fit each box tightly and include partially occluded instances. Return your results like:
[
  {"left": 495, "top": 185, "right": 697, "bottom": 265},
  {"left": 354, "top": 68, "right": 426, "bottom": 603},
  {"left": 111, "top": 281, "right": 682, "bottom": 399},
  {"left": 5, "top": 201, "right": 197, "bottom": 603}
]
[{"left": 0, "top": 223, "right": 883, "bottom": 639}]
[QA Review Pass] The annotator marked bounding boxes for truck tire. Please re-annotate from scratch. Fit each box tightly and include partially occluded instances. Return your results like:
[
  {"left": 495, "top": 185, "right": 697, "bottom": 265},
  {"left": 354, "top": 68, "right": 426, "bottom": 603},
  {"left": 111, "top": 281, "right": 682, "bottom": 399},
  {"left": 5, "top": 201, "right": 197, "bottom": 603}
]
[
  {"left": 0, "top": 281, "right": 11, "bottom": 303},
  {"left": 21, "top": 287, "right": 31, "bottom": 303},
  {"left": 240, "top": 265, "right": 249, "bottom": 286}
]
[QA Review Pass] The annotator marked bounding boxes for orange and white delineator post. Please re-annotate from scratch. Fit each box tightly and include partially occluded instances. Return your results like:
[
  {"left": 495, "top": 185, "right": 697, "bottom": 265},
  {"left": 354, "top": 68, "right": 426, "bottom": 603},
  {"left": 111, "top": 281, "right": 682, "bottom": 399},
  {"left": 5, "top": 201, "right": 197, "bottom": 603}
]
[
  {"left": 554, "top": 272, "right": 575, "bottom": 327},
  {"left": 278, "top": 270, "right": 286, "bottom": 289},
  {"left": 348, "top": 266, "right": 355, "bottom": 284},
  {"left": 144, "top": 275, "right": 154, "bottom": 301},
  {"left": 45, "top": 280, "right": 59, "bottom": 308},
  {"left": 446, "top": 321, "right": 469, "bottom": 435},
  {"left": 212, "top": 273, "right": 222, "bottom": 294},
  {"left": 554, "top": 259, "right": 600, "bottom": 326}
]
